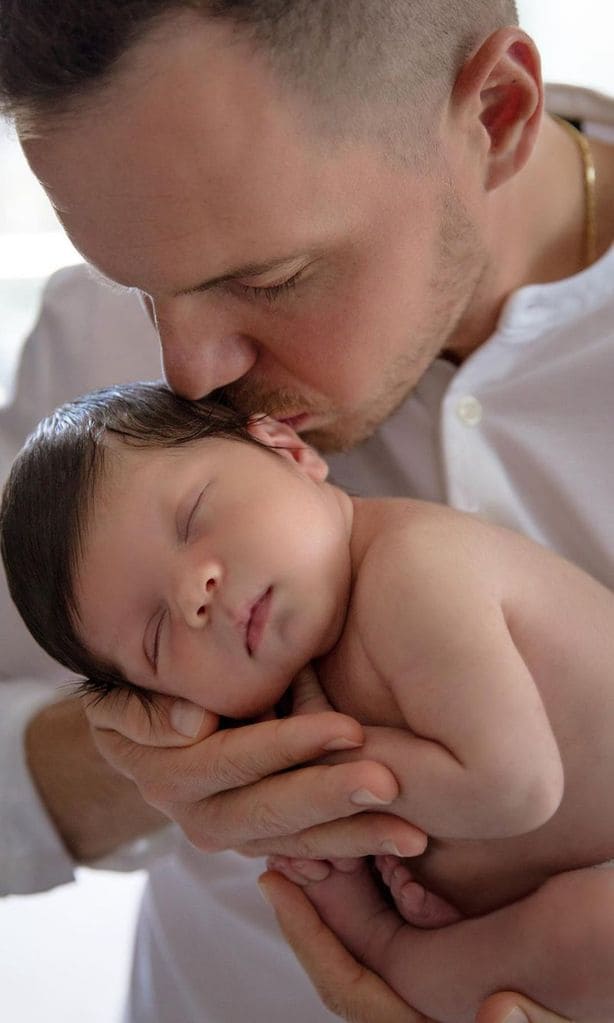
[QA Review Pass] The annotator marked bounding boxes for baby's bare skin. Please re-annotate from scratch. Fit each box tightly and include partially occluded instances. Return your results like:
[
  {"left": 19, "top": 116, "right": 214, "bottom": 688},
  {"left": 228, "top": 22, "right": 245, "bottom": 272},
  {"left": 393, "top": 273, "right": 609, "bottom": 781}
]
[
  {"left": 61, "top": 420, "right": 614, "bottom": 1021},
  {"left": 271, "top": 496, "right": 614, "bottom": 1021},
  {"left": 270, "top": 854, "right": 614, "bottom": 1023},
  {"left": 318, "top": 497, "right": 614, "bottom": 916}
]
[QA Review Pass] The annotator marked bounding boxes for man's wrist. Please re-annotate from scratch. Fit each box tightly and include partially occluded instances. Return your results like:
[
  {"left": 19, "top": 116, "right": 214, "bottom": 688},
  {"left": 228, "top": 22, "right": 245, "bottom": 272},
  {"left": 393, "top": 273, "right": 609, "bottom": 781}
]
[{"left": 26, "top": 697, "right": 166, "bottom": 862}]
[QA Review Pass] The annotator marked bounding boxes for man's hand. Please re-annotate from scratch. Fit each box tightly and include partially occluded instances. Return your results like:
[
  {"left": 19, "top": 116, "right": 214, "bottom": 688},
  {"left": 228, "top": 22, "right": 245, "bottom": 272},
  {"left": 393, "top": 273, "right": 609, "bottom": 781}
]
[
  {"left": 259, "top": 866, "right": 432, "bottom": 1023},
  {"left": 258, "top": 867, "right": 575, "bottom": 1023},
  {"left": 84, "top": 673, "right": 427, "bottom": 859}
]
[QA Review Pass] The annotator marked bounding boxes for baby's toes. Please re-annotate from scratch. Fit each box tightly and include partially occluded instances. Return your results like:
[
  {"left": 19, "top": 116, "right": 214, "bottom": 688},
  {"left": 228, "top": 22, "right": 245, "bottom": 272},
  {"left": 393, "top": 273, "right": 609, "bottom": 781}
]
[
  {"left": 374, "top": 853, "right": 405, "bottom": 887},
  {"left": 374, "top": 854, "right": 464, "bottom": 928},
  {"left": 267, "top": 856, "right": 331, "bottom": 886}
]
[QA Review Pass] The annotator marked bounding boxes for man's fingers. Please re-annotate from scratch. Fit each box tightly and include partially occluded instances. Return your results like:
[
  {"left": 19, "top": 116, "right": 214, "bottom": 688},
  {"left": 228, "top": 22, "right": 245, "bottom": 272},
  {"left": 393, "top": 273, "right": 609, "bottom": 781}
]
[
  {"left": 240, "top": 811, "right": 427, "bottom": 860},
  {"left": 477, "top": 994, "right": 574, "bottom": 1023},
  {"left": 259, "top": 869, "right": 430, "bottom": 1023},
  {"left": 96, "top": 740, "right": 409, "bottom": 851},
  {"left": 170, "top": 757, "right": 402, "bottom": 851},
  {"left": 84, "top": 688, "right": 218, "bottom": 747},
  {"left": 89, "top": 708, "right": 407, "bottom": 851},
  {"left": 86, "top": 700, "right": 422, "bottom": 853},
  {"left": 151, "top": 711, "right": 368, "bottom": 799}
]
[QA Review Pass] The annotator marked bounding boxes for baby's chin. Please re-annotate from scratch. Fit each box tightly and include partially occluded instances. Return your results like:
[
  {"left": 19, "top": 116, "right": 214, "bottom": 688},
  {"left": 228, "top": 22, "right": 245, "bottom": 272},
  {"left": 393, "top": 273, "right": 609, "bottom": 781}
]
[
  {"left": 274, "top": 688, "right": 294, "bottom": 718},
  {"left": 216, "top": 689, "right": 292, "bottom": 730}
]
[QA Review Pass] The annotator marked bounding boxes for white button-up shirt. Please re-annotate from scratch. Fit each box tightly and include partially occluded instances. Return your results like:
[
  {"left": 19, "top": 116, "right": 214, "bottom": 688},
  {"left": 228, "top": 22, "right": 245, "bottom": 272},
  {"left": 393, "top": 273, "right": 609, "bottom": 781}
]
[{"left": 1, "top": 81, "right": 613, "bottom": 1023}]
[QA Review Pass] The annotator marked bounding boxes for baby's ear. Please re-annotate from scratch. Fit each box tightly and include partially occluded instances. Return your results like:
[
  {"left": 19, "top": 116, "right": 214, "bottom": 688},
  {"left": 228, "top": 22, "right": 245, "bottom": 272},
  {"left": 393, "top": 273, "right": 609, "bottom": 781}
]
[{"left": 247, "top": 416, "right": 329, "bottom": 482}]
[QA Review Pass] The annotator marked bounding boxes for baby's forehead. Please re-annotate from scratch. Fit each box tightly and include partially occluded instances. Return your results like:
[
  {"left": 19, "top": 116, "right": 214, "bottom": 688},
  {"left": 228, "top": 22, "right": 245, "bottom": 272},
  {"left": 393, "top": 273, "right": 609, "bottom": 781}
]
[
  {"left": 81, "top": 434, "right": 148, "bottom": 521},
  {"left": 90, "top": 426, "right": 274, "bottom": 508},
  {"left": 89, "top": 430, "right": 236, "bottom": 495}
]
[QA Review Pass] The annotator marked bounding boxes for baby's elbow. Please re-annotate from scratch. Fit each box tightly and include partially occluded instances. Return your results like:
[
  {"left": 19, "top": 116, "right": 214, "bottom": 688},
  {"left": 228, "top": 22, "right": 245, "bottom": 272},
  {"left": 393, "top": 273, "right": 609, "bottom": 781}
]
[
  {"left": 497, "top": 752, "right": 565, "bottom": 836},
  {"left": 519, "top": 758, "right": 565, "bottom": 831}
]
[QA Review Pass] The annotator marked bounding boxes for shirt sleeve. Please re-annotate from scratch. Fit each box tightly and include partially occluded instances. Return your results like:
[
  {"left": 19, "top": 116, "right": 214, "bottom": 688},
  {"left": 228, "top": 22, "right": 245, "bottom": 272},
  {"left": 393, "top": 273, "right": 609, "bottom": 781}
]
[
  {"left": 0, "top": 265, "right": 171, "bottom": 895},
  {"left": 0, "top": 678, "right": 76, "bottom": 895}
]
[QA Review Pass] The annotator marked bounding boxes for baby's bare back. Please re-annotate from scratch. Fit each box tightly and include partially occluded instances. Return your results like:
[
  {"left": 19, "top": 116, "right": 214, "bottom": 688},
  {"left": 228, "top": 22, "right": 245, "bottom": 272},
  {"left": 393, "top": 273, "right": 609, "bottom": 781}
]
[{"left": 320, "top": 497, "right": 614, "bottom": 915}]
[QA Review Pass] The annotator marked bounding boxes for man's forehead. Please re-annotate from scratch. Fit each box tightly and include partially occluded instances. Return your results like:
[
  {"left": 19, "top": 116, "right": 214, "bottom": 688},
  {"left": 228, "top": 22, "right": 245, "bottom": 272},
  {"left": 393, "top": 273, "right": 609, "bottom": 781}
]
[
  {"left": 26, "top": 137, "right": 392, "bottom": 301},
  {"left": 22, "top": 11, "right": 426, "bottom": 297},
  {"left": 22, "top": 21, "right": 366, "bottom": 289}
]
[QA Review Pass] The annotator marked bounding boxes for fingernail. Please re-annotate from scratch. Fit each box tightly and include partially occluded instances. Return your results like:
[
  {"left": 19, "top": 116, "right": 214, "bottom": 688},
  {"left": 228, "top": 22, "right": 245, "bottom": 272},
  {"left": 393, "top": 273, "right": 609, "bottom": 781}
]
[
  {"left": 170, "top": 699, "right": 205, "bottom": 738},
  {"left": 503, "top": 1009, "right": 529, "bottom": 1023},
  {"left": 380, "top": 840, "right": 402, "bottom": 856},
  {"left": 350, "top": 788, "right": 393, "bottom": 807},
  {"left": 323, "top": 737, "right": 362, "bottom": 751}
]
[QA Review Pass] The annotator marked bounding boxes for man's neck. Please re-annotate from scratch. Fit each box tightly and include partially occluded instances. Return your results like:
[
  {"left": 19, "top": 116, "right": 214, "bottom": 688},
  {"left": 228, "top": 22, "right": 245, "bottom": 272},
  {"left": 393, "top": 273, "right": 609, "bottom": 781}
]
[{"left": 448, "top": 114, "right": 614, "bottom": 362}]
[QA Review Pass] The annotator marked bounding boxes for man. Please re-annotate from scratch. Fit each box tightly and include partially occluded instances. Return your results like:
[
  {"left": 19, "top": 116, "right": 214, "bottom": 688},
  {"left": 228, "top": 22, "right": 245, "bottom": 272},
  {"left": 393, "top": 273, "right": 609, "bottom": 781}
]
[{"left": 0, "top": 1, "right": 612, "bottom": 1020}]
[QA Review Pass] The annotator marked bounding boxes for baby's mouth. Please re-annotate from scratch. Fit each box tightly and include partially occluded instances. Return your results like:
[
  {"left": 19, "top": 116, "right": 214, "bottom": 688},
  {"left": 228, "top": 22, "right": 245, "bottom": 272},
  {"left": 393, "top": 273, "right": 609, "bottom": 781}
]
[{"left": 245, "top": 587, "right": 273, "bottom": 657}]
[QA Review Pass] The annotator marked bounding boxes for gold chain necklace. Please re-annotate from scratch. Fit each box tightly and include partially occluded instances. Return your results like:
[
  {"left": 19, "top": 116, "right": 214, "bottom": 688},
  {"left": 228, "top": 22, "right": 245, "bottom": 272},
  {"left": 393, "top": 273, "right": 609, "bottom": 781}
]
[{"left": 553, "top": 114, "right": 597, "bottom": 270}]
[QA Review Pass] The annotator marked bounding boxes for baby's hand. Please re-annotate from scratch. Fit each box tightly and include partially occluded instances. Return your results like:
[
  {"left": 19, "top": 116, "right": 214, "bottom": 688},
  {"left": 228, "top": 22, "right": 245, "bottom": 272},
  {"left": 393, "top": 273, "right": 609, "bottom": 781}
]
[{"left": 290, "top": 663, "right": 336, "bottom": 715}]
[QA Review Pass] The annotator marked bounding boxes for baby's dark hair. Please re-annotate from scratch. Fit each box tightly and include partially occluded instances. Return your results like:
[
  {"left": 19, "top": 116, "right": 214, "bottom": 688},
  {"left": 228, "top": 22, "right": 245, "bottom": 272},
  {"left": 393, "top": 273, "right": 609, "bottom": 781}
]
[{"left": 0, "top": 381, "right": 263, "bottom": 704}]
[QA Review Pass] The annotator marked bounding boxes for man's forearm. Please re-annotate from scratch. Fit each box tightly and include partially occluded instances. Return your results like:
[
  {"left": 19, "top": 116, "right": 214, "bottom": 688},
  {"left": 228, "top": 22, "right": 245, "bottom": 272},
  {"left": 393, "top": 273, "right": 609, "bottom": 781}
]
[{"left": 26, "top": 696, "right": 167, "bottom": 862}]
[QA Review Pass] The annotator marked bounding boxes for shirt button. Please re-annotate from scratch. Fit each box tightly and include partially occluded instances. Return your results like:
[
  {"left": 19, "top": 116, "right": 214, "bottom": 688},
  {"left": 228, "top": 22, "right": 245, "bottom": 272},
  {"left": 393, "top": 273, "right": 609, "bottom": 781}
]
[{"left": 456, "top": 395, "right": 483, "bottom": 426}]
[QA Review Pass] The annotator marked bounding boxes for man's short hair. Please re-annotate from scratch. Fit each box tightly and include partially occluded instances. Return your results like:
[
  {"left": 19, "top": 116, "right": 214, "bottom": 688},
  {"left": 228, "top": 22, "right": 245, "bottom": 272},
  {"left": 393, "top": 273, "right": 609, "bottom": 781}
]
[{"left": 0, "top": 1, "right": 518, "bottom": 150}]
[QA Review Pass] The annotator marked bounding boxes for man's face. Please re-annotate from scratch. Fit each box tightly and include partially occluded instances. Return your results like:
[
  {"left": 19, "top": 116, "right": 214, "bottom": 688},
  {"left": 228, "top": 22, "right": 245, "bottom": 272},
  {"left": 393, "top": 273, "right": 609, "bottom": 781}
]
[
  {"left": 24, "top": 15, "right": 487, "bottom": 451},
  {"left": 76, "top": 429, "right": 352, "bottom": 718}
]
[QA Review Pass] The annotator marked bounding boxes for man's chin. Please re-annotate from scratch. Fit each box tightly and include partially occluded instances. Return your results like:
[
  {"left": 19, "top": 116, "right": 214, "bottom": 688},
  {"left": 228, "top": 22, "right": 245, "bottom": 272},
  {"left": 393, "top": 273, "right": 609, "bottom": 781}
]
[
  {"left": 301, "top": 418, "right": 378, "bottom": 454},
  {"left": 302, "top": 389, "right": 417, "bottom": 452}
]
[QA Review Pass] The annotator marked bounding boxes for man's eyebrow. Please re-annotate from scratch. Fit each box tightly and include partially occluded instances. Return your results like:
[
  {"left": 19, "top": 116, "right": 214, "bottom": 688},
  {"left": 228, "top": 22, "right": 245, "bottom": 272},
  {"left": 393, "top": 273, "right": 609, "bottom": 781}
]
[{"left": 175, "top": 256, "right": 303, "bottom": 297}]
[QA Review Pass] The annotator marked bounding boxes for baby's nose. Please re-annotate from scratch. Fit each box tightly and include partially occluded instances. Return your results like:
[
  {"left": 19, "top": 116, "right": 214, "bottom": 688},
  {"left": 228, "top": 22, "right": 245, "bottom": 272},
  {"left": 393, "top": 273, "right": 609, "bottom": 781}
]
[{"left": 179, "top": 563, "right": 222, "bottom": 627}]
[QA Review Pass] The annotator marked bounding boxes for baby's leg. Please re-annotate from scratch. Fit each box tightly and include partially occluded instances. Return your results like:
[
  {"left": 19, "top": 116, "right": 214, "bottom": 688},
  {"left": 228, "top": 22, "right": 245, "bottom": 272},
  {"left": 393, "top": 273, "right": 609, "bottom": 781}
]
[
  {"left": 269, "top": 857, "right": 614, "bottom": 1023},
  {"left": 375, "top": 854, "right": 464, "bottom": 928}
]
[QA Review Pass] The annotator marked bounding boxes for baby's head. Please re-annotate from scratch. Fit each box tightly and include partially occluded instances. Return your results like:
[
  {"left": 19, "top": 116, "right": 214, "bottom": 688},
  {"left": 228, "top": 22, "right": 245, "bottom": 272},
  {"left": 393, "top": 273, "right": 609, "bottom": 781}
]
[{"left": 1, "top": 382, "right": 351, "bottom": 717}]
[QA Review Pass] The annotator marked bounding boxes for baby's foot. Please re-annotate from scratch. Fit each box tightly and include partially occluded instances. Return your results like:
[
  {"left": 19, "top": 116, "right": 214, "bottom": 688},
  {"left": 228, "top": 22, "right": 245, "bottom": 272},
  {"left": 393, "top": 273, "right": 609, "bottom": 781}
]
[{"left": 375, "top": 855, "right": 463, "bottom": 929}]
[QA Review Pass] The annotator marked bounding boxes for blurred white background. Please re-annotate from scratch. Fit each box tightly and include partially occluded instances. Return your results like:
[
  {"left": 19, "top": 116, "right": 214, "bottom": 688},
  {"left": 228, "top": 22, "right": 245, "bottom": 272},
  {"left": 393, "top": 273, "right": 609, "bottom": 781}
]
[{"left": 1, "top": 2, "right": 614, "bottom": 1020}]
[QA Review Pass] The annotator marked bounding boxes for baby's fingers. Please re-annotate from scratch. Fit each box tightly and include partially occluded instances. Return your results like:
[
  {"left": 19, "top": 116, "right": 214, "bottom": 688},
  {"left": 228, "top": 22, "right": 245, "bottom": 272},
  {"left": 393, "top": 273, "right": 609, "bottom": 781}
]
[
  {"left": 84, "top": 688, "right": 219, "bottom": 748},
  {"left": 291, "top": 665, "right": 334, "bottom": 716}
]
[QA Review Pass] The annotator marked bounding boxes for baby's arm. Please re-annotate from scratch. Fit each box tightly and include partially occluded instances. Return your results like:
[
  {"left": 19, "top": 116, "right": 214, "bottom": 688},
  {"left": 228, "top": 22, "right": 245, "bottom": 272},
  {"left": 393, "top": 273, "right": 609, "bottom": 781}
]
[
  {"left": 354, "top": 516, "right": 564, "bottom": 839},
  {"left": 270, "top": 856, "right": 614, "bottom": 1023}
]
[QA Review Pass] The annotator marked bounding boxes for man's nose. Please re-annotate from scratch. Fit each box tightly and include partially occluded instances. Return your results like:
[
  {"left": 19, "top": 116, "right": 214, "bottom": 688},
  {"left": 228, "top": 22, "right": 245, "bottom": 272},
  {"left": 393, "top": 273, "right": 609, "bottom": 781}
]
[
  {"left": 154, "top": 297, "right": 258, "bottom": 399},
  {"left": 176, "top": 561, "right": 223, "bottom": 628}
]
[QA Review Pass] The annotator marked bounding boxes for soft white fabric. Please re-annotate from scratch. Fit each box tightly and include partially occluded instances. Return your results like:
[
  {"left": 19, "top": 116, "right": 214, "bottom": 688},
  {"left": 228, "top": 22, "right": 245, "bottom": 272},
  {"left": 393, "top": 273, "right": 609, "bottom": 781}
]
[
  {"left": 0, "top": 83, "right": 612, "bottom": 1021},
  {"left": 328, "top": 242, "right": 614, "bottom": 586}
]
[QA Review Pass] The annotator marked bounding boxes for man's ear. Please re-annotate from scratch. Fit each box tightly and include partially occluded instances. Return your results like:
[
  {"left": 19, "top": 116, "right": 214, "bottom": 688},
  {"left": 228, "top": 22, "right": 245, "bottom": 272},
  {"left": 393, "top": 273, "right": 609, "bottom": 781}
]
[
  {"left": 247, "top": 416, "right": 329, "bottom": 482},
  {"left": 451, "top": 27, "right": 543, "bottom": 191}
]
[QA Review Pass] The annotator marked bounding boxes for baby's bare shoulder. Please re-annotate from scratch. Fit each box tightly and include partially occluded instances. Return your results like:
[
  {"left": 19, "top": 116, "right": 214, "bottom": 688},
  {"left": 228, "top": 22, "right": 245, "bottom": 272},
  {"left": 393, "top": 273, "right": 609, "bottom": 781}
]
[
  {"left": 354, "top": 497, "right": 614, "bottom": 650},
  {"left": 354, "top": 498, "right": 514, "bottom": 589},
  {"left": 349, "top": 497, "right": 588, "bottom": 653},
  {"left": 349, "top": 501, "right": 509, "bottom": 660}
]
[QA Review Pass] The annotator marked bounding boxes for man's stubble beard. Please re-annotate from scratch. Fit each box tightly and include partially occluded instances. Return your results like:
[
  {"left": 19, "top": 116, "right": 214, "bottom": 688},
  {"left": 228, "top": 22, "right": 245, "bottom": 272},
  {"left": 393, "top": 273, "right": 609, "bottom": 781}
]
[{"left": 223, "top": 189, "right": 488, "bottom": 454}]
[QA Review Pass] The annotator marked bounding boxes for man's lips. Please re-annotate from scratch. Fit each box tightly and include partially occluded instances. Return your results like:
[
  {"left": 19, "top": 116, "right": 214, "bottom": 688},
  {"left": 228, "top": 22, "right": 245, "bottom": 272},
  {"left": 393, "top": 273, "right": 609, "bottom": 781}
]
[{"left": 245, "top": 587, "right": 273, "bottom": 657}]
